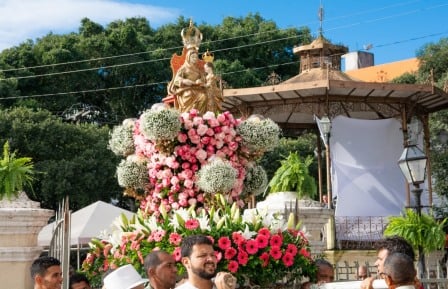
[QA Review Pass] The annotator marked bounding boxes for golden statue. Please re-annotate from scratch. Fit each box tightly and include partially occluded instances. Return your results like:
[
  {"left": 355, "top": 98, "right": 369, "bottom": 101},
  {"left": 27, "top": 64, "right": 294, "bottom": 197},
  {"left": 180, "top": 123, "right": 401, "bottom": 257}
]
[{"left": 165, "top": 20, "right": 223, "bottom": 115}]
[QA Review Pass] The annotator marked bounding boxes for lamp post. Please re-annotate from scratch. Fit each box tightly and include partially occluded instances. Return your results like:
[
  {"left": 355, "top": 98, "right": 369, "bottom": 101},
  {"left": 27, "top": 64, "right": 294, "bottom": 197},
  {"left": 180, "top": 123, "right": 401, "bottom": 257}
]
[
  {"left": 320, "top": 116, "right": 332, "bottom": 209},
  {"left": 397, "top": 144, "right": 428, "bottom": 278}
]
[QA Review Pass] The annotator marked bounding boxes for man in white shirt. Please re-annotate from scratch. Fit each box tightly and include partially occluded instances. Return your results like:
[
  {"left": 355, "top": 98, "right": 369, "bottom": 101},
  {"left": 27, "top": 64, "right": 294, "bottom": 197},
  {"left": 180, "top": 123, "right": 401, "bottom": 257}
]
[{"left": 176, "top": 235, "right": 236, "bottom": 289}]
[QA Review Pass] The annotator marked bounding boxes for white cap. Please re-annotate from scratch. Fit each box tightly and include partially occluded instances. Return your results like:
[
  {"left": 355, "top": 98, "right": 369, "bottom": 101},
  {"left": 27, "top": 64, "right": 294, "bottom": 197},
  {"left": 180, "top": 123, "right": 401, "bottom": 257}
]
[{"left": 103, "top": 264, "right": 148, "bottom": 289}]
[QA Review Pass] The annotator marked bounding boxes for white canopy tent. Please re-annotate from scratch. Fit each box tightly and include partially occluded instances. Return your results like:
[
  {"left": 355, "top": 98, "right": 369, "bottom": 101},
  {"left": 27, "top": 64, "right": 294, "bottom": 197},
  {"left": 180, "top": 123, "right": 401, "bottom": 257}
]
[{"left": 38, "top": 201, "right": 134, "bottom": 268}]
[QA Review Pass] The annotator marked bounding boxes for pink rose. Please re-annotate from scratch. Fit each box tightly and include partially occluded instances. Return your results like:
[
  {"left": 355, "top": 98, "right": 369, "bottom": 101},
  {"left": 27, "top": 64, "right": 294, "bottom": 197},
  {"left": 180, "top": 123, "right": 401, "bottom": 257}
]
[
  {"left": 197, "top": 124, "right": 208, "bottom": 136},
  {"left": 177, "top": 133, "right": 188, "bottom": 143},
  {"left": 195, "top": 149, "right": 207, "bottom": 161}
]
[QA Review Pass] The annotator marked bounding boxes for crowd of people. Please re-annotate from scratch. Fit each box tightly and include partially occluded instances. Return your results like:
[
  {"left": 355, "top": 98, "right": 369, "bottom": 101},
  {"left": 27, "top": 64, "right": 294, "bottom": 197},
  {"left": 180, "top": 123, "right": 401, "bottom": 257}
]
[{"left": 31, "top": 235, "right": 420, "bottom": 289}]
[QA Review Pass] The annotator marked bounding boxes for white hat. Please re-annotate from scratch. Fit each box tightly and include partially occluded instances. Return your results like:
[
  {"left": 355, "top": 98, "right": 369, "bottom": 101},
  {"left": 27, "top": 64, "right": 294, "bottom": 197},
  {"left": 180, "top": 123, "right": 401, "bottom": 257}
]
[{"left": 103, "top": 264, "right": 148, "bottom": 289}]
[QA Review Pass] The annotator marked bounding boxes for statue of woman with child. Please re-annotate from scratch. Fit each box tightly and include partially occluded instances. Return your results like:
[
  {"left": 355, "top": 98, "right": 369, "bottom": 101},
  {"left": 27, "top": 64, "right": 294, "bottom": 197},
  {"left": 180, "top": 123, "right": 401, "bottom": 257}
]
[{"left": 167, "top": 20, "right": 223, "bottom": 115}]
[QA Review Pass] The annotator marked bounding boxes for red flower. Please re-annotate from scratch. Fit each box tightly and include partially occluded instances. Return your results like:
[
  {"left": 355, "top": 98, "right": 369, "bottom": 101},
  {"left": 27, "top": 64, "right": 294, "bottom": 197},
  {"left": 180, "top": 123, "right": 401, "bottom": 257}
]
[
  {"left": 258, "top": 227, "right": 270, "bottom": 237},
  {"left": 169, "top": 233, "right": 182, "bottom": 246},
  {"left": 282, "top": 252, "right": 294, "bottom": 267},
  {"left": 300, "top": 248, "right": 311, "bottom": 259},
  {"left": 237, "top": 250, "right": 248, "bottom": 265},
  {"left": 173, "top": 247, "right": 182, "bottom": 261},
  {"left": 245, "top": 239, "right": 259, "bottom": 255},
  {"left": 185, "top": 219, "right": 199, "bottom": 230},
  {"left": 255, "top": 234, "right": 269, "bottom": 249},
  {"left": 286, "top": 244, "right": 298, "bottom": 256},
  {"left": 232, "top": 232, "right": 246, "bottom": 246},
  {"left": 228, "top": 260, "right": 239, "bottom": 273},
  {"left": 259, "top": 252, "right": 270, "bottom": 267},
  {"left": 224, "top": 247, "right": 237, "bottom": 260},
  {"left": 269, "top": 234, "right": 283, "bottom": 247},
  {"left": 269, "top": 246, "right": 282, "bottom": 260},
  {"left": 218, "top": 236, "right": 231, "bottom": 250}
]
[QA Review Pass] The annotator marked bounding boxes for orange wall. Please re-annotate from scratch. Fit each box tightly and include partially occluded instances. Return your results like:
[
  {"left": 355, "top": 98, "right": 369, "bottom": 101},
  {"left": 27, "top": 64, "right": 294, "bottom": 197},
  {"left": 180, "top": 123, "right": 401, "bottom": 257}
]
[{"left": 345, "top": 58, "right": 420, "bottom": 82}]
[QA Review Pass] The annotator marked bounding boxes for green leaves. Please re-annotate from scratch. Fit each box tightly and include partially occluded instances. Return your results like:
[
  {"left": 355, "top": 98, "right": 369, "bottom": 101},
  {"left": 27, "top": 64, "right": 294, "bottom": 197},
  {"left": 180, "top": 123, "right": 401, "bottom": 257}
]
[
  {"left": 384, "top": 209, "right": 446, "bottom": 253},
  {"left": 268, "top": 151, "right": 317, "bottom": 198},
  {"left": 0, "top": 141, "right": 35, "bottom": 200}
]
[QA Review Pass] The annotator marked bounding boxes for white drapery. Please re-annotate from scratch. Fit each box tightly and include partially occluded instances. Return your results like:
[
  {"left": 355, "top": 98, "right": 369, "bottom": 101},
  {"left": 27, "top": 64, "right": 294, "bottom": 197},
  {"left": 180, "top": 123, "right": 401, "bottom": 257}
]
[{"left": 330, "top": 116, "right": 407, "bottom": 217}]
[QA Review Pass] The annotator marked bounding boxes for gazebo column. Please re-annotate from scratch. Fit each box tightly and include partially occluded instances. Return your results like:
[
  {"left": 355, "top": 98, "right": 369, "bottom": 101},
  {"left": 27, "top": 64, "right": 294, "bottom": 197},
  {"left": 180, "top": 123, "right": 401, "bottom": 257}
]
[
  {"left": 422, "top": 114, "right": 433, "bottom": 207},
  {"left": 400, "top": 106, "right": 411, "bottom": 206}
]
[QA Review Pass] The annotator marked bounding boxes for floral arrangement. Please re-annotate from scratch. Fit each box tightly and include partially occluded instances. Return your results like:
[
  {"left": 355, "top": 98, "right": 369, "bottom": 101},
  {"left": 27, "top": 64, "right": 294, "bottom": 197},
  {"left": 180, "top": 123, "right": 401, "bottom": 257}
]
[
  {"left": 82, "top": 195, "right": 317, "bottom": 288},
  {"left": 108, "top": 118, "right": 136, "bottom": 156},
  {"left": 116, "top": 155, "right": 148, "bottom": 190},
  {"left": 236, "top": 115, "right": 281, "bottom": 156},
  {"left": 196, "top": 158, "right": 238, "bottom": 194},
  {"left": 242, "top": 163, "right": 268, "bottom": 197},
  {"left": 109, "top": 107, "right": 279, "bottom": 216}
]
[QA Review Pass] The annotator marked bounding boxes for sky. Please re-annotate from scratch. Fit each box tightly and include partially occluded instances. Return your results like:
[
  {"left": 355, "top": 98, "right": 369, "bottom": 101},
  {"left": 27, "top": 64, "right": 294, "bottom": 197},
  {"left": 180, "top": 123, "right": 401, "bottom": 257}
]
[{"left": 1, "top": 0, "right": 448, "bottom": 65}]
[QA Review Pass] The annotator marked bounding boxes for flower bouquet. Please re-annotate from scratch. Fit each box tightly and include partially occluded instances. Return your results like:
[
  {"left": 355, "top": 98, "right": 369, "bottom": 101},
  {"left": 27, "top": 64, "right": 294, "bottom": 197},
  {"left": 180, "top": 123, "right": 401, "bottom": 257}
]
[
  {"left": 109, "top": 107, "right": 280, "bottom": 215},
  {"left": 82, "top": 195, "right": 316, "bottom": 288}
]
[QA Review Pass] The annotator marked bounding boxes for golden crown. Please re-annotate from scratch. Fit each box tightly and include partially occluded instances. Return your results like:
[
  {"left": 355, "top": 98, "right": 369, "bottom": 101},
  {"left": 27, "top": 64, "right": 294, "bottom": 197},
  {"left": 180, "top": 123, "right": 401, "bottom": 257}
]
[
  {"left": 181, "top": 19, "right": 202, "bottom": 50},
  {"left": 202, "top": 49, "right": 214, "bottom": 63}
]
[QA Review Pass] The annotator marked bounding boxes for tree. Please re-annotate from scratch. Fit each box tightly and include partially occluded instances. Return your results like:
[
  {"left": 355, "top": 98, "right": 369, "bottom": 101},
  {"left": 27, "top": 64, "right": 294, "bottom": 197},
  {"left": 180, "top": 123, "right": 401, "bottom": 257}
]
[{"left": 0, "top": 107, "right": 122, "bottom": 210}]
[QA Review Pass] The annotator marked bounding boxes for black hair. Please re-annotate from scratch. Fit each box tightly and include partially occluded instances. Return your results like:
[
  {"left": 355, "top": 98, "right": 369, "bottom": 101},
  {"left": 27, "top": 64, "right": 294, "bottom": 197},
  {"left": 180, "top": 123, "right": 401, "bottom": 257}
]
[
  {"left": 30, "top": 256, "right": 61, "bottom": 279},
  {"left": 180, "top": 235, "right": 213, "bottom": 258},
  {"left": 69, "top": 273, "right": 90, "bottom": 288},
  {"left": 144, "top": 250, "right": 171, "bottom": 272},
  {"left": 375, "top": 236, "right": 415, "bottom": 261}
]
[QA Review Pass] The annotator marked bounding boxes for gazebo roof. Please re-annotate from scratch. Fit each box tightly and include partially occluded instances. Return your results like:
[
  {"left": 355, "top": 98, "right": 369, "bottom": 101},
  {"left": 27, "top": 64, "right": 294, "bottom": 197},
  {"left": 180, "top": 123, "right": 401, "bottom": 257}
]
[{"left": 222, "top": 67, "right": 448, "bottom": 136}]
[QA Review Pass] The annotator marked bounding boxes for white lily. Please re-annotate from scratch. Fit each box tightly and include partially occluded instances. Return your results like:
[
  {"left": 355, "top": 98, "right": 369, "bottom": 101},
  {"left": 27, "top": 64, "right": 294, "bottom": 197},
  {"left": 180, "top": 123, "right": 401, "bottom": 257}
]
[{"left": 241, "top": 224, "right": 257, "bottom": 239}]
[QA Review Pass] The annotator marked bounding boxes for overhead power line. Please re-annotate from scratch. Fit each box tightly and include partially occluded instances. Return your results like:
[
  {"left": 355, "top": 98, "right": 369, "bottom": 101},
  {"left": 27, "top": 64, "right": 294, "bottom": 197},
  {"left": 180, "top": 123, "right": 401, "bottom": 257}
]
[{"left": 1, "top": 0, "right": 446, "bottom": 74}]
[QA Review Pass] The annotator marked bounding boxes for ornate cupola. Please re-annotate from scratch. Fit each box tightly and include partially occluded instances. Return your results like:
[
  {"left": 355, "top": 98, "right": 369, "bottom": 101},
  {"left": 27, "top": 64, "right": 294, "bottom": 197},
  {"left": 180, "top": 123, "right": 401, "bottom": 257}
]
[
  {"left": 293, "top": 36, "right": 348, "bottom": 73},
  {"left": 292, "top": 3, "right": 348, "bottom": 74}
]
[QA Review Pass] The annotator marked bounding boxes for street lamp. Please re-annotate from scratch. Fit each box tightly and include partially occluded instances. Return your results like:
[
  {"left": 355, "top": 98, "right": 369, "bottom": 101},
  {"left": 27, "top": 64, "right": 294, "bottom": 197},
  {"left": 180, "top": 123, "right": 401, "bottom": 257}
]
[
  {"left": 319, "top": 116, "right": 332, "bottom": 209},
  {"left": 397, "top": 144, "right": 428, "bottom": 279},
  {"left": 320, "top": 116, "right": 331, "bottom": 146},
  {"left": 397, "top": 144, "right": 428, "bottom": 215}
]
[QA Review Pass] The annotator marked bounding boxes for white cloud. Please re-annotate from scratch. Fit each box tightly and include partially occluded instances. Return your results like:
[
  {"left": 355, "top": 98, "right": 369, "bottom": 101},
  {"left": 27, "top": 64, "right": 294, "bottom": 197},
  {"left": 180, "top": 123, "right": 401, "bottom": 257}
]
[{"left": 0, "top": 0, "right": 180, "bottom": 50}]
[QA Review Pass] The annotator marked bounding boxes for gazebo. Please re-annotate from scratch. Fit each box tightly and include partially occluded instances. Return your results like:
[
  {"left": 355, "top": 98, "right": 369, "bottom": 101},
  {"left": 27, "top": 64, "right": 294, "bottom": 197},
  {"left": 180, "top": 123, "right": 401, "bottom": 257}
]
[
  {"left": 221, "top": 33, "right": 448, "bottom": 252},
  {"left": 222, "top": 35, "right": 448, "bottom": 211}
]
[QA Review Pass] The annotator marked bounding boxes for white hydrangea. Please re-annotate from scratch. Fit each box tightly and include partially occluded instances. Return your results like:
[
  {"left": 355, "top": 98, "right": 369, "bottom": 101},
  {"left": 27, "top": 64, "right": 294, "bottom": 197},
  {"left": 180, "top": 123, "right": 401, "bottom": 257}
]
[
  {"left": 140, "top": 108, "right": 181, "bottom": 141},
  {"left": 196, "top": 159, "right": 237, "bottom": 194},
  {"left": 236, "top": 117, "right": 281, "bottom": 152}
]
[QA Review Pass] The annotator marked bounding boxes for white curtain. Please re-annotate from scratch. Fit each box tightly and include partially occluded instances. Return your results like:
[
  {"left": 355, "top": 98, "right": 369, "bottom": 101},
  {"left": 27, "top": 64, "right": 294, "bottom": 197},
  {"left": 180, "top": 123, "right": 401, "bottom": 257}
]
[{"left": 330, "top": 116, "right": 407, "bottom": 216}]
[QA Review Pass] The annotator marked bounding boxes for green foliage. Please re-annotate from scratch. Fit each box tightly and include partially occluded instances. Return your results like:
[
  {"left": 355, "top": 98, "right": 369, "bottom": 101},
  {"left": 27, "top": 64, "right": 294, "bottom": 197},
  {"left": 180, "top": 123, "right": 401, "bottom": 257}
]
[
  {"left": 417, "top": 38, "right": 448, "bottom": 82},
  {"left": 0, "top": 141, "right": 35, "bottom": 200},
  {"left": 0, "top": 107, "right": 122, "bottom": 210},
  {"left": 268, "top": 151, "right": 317, "bottom": 199},
  {"left": 384, "top": 209, "right": 446, "bottom": 253},
  {"left": 391, "top": 72, "right": 417, "bottom": 84},
  {"left": 0, "top": 14, "right": 311, "bottom": 124}
]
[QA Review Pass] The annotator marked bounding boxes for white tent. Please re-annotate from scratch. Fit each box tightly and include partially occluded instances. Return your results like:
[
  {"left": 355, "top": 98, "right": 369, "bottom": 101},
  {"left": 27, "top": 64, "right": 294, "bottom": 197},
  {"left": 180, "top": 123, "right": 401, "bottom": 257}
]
[{"left": 38, "top": 201, "right": 134, "bottom": 247}]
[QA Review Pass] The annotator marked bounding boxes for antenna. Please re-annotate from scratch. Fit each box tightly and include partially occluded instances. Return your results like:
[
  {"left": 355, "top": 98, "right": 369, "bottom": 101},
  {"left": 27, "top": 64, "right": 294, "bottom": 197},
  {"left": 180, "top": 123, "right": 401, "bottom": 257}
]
[
  {"left": 318, "top": 0, "right": 324, "bottom": 36},
  {"left": 363, "top": 44, "right": 373, "bottom": 51}
]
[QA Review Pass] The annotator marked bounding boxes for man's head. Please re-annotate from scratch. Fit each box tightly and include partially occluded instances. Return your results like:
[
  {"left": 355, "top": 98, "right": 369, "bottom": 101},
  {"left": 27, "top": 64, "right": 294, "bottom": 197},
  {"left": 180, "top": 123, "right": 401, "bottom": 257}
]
[
  {"left": 30, "top": 256, "right": 63, "bottom": 289},
  {"left": 374, "top": 236, "right": 415, "bottom": 274},
  {"left": 69, "top": 273, "right": 91, "bottom": 289},
  {"left": 144, "top": 250, "right": 177, "bottom": 289},
  {"left": 382, "top": 253, "right": 416, "bottom": 287},
  {"left": 315, "top": 259, "right": 334, "bottom": 284},
  {"left": 181, "top": 235, "right": 217, "bottom": 281},
  {"left": 357, "top": 265, "right": 370, "bottom": 280}
]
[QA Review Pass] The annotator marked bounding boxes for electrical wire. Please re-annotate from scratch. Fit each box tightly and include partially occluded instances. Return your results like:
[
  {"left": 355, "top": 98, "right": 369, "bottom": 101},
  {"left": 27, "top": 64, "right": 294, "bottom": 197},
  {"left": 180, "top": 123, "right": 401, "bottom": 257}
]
[
  {"left": 0, "top": 61, "right": 300, "bottom": 101},
  {"left": 1, "top": 0, "right": 445, "bottom": 74},
  {"left": 0, "top": 1, "right": 447, "bottom": 99}
]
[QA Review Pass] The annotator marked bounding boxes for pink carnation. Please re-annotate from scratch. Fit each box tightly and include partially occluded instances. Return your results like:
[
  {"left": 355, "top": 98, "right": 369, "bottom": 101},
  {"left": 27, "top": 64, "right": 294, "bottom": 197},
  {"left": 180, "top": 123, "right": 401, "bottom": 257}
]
[
  {"left": 228, "top": 260, "right": 239, "bottom": 273},
  {"left": 218, "top": 237, "right": 231, "bottom": 250}
]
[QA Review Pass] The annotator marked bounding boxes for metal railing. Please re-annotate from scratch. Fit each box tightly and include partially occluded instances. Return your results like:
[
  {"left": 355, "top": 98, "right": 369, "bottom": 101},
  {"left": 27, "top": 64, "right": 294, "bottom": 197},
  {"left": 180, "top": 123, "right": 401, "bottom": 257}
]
[{"left": 335, "top": 216, "right": 389, "bottom": 250}]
